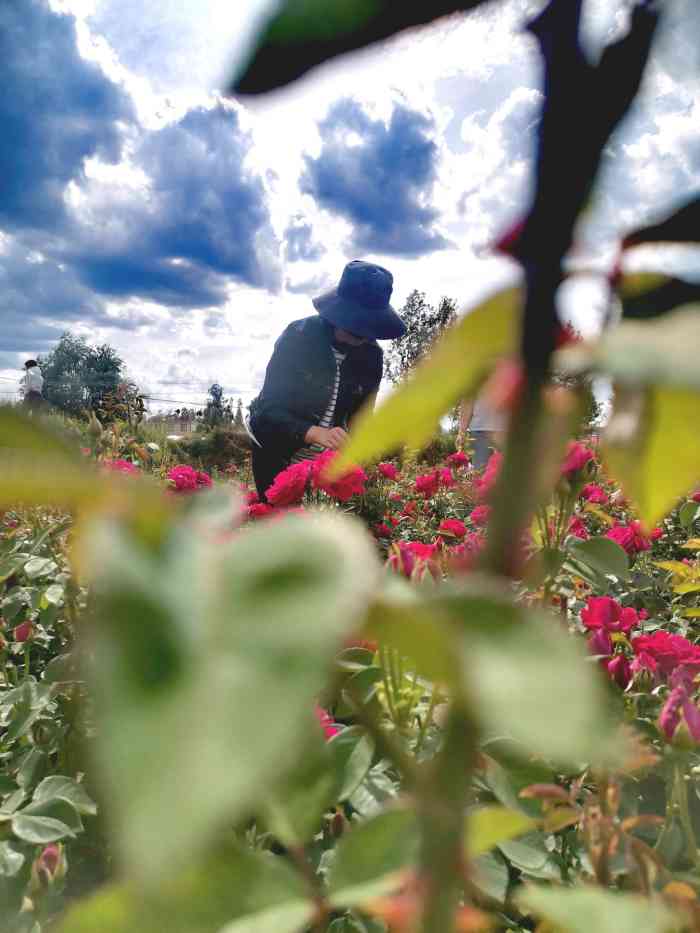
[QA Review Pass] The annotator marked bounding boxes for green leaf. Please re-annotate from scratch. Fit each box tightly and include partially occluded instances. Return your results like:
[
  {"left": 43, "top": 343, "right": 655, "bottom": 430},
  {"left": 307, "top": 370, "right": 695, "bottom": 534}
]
[
  {"left": 520, "top": 885, "right": 678, "bottom": 933},
  {"left": 468, "top": 805, "right": 537, "bottom": 857},
  {"left": 331, "top": 288, "right": 518, "bottom": 473},
  {"left": 19, "top": 797, "right": 83, "bottom": 833},
  {"left": 23, "top": 557, "right": 58, "bottom": 580},
  {"left": 472, "top": 850, "right": 509, "bottom": 905},
  {"left": 328, "top": 727, "right": 375, "bottom": 803},
  {"left": 218, "top": 902, "right": 316, "bottom": 933},
  {"left": 603, "top": 385, "right": 700, "bottom": 527},
  {"left": 679, "top": 500, "right": 700, "bottom": 531},
  {"left": 232, "top": 0, "right": 494, "bottom": 95},
  {"left": 348, "top": 765, "right": 399, "bottom": 819},
  {"left": 42, "top": 583, "right": 65, "bottom": 606},
  {"left": 58, "top": 844, "right": 313, "bottom": 933},
  {"left": 11, "top": 812, "right": 76, "bottom": 844},
  {"left": 498, "top": 835, "right": 562, "bottom": 880},
  {"left": 327, "top": 809, "right": 418, "bottom": 908},
  {"left": 84, "top": 513, "right": 380, "bottom": 881},
  {"left": 0, "top": 843, "right": 24, "bottom": 877},
  {"left": 481, "top": 741, "right": 555, "bottom": 819},
  {"left": 33, "top": 776, "right": 97, "bottom": 816},
  {"left": 566, "top": 536, "right": 629, "bottom": 580},
  {"left": 448, "top": 591, "right": 621, "bottom": 766},
  {"left": 0, "top": 557, "right": 26, "bottom": 584},
  {"left": 262, "top": 737, "right": 337, "bottom": 847},
  {"left": 16, "top": 749, "right": 47, "bottom": 791}
]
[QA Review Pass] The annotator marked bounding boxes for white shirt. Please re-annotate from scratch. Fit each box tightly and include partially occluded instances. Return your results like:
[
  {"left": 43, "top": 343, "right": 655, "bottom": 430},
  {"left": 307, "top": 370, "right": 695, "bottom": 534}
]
[
  {"left": 470, "top": 395, "right": 505, "bottom": 432},
  {"left": 20, "top": 369, "right": 44, "bottom": 395}
]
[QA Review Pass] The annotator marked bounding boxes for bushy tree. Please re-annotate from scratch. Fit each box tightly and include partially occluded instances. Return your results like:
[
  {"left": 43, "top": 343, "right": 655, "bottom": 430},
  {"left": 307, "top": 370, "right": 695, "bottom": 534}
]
[
  {"left": 385, "top": 291, "right": 457, "bottom": 383},
  {"left": 38, "top": 333, "right": 126, "bottom": 417}
]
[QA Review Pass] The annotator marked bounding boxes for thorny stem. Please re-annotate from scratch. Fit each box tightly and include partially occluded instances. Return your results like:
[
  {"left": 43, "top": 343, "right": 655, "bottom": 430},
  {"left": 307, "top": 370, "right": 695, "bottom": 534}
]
[
  {"left": 672, "top": 762, "right": 697, "bottom": 868},
  {"left": 418, "top": 702, "right": 479, "bottom": 933}
]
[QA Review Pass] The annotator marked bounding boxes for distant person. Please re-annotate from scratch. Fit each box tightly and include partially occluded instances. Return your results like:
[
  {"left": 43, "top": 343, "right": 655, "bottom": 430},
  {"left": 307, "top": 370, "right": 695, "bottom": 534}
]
[
  {"left": 248, "top": 260, "right": 406, "bottom": 500},
  {"left": 19, "top": 360, "right": 44, "bottom": 411},
  {"left": 458, "top": 394, "right": 507, "bottom": 469}
]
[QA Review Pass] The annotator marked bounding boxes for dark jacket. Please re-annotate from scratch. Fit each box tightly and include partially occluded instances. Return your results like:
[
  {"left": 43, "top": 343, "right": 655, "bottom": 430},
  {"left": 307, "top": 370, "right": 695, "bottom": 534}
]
[{"left": 249, "top": 315, "right": 382, "bottom": 496}]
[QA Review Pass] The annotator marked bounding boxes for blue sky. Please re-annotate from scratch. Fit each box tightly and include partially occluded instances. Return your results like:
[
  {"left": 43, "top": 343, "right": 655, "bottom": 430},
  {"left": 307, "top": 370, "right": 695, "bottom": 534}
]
[{"left": 2, "top": 0, "right": 699, "bottom": 410}]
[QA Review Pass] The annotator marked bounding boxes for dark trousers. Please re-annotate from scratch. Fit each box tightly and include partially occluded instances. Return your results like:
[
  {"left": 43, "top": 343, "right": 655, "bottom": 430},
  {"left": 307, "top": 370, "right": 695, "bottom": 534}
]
[
  {"left": 23, "top": 391, "right": 44, "bottom": 411},
  {"left": 251, "top": 445, "right": 288, "bottom": 502}
]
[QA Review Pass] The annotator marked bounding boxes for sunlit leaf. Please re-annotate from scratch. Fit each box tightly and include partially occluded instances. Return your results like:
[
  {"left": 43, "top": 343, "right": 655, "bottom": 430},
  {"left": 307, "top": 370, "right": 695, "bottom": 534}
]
[
  {"left": 231, "top": 0, "right": 494, "bottom": 95},
  {"left": 603, "top": 385, "right": 700, "bottom": 527},
  {"left": 521, "top": 885, "right": 677, "bottom": 933},
  {"left": 467, "top": 805, "right": 537, "bottom": 857},
  {"left": 327, "top": 809, "right": 418, "bottom": 908},
  {"left": 83, "top": 513, "right": 380, "bottom": 881},
  {"left": 331, "top": 287, "right": 519, "bottom": 475},
  {"left": 58, "top": 844, "right": 313, "bottom": 933},
  {"left": 443, "top": 587, "right": 622, "bottom": 766}
]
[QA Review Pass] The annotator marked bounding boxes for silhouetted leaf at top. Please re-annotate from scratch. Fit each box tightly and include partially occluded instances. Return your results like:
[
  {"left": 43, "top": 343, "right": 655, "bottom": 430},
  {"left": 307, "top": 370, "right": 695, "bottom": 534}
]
[
  {"left": 230, "top": 0, "right": 491, "bottom": 96},
  {"left": 623, "top": 195, "right": 700, "bottom": 248},
  {"left": 618, "top": 273, "right": 700, "bottom": 320}
]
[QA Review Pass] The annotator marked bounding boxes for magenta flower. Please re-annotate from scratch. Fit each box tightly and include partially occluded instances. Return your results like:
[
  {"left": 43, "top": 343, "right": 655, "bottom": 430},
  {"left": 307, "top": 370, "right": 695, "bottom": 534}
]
[
  {"left": 567, "top": 516, "right": 589, "bottom": 540},
  {"left": 415, "top": 471, "right": 440, "bottom": 498},
  {"left": 470, "top": 505, "right": 492, "bottom": 527},
  {"left": 561, "top": 441, "right": 594, "bottom": 479},
  {"left": 311, "top": 450, "right": 367, "bottom": 501},
  {"left": 581, "top": 483, "right": 609, "bottom": 505},
  {"left": 606, "top": 521, "right": 651, "bottom": 556},
  {"left": 607, "top": 654, "right": 632, "bottom": 689},
  {"left": 438, "top": 518, "right": 467, "bottom": 539},
  {"left": 377, "top": 462, "right": 400, "bottom": 481},
  {"left": 102, "top": 458, "right": 140, "bottom": 475},
  {"left": 447, "top": 451, "right": 470, "bottom": 469},
  {"left": 266, "top": 461, "right": 312, "bottom": 507},
  {"left": 581, "top": 597, "right": 639, "bottom": 635}
]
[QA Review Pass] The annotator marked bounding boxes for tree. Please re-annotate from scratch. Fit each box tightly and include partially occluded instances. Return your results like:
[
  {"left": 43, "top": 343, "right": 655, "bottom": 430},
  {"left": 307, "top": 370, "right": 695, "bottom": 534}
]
[
  {"left": 384, "top": 291, "right": 457, "bottom": 384},
  {"left": 38, "top": 333, "right": 126, "bottom": 417},
  {"left": 233, "top": 399, "right": 245, "bottom": 430}
]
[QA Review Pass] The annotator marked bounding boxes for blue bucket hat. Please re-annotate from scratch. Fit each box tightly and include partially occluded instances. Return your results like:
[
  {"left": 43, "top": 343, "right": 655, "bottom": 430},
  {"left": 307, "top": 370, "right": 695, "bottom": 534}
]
[{"left": 312, "top": 260, "right": 406, "bottom": 340}]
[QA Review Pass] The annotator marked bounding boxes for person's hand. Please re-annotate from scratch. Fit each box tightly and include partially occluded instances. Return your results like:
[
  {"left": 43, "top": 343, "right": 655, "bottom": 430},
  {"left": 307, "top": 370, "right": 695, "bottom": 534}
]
[{"left": 305, "top": 425, "right": 348, "bottom": 450}]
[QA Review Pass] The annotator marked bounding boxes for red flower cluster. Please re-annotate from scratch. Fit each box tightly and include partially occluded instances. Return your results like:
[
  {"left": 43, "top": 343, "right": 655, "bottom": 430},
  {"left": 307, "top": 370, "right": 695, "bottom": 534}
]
[
  {"left": 377, "top": 462, "right": 400, "bottom": 481},
  {"left": 469, "top": 504, "right": 491, "bottom": 527},
  {"left": 447, "top": 450, "right": 470, "bottom": 469},
  {"left": 567, "top": 516, "right": 589, "bottom": 540},
  {"left": 167, "top": 465, "right": 212, "bottom": 493},
  {"left": 415, "top": 471, "right": 440, "bottom": 498},
  {"left": 266, "top": 461, "right": 312, "bottom": 506},
  {"left": 561, "top": 441, "right": 594, "bottom": 479},
  {"left": 389, "top": 540, "right": 438, "bottom": 578},
  {"left": 438, "top": 518, "right": 467, "bottom": 539},
  {"left": 631, "top": 631, "right": 700, "bottom": 679},
  {"left": 581, "top": 596, "right": 639, "bottom": 635},
  {"left": 248, "top": 502, "right": 275, "bottom": 520},
  {"left": 311, "top": 450, "right": 367, "bottom": 501},
  {"left": 102, "top": 458, "right": 140, "bottom": 475},
  {"left": 606, "top": 521, "right": 651, "bottom": 556},
  {"left": 581, "top": 483, "right": 609, "bottom": 505}
]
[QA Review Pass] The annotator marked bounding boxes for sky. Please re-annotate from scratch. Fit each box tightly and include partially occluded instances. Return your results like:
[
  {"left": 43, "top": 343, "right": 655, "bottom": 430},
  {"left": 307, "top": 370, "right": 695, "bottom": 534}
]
[{"left": 2, "top": 0, "right": 699, "bottom": 412}]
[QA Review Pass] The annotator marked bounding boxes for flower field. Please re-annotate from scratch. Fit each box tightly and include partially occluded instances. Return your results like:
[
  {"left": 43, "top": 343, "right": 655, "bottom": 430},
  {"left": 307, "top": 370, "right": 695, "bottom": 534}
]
[{"left": 3, "top": 407, "right": 700, "bottom": 932}]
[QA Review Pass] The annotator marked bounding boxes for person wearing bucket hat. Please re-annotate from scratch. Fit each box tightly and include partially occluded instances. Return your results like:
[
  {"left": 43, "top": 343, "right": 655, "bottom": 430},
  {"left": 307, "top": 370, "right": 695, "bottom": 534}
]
[{"left": 248, "top": 260, "right": 406, "bottom": 500}]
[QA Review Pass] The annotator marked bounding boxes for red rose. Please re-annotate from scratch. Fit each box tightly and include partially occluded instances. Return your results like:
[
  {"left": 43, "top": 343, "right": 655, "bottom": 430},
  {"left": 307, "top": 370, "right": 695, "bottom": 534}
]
[
  {"left": 377, "top": 462, "right": 399, "bottom": 481},
  {"left": 438, "top": 518, "right": 467, "bottom": 539},
  {"left": 470, "top": 505, "right": 492, "bottom": 527},
  {"left": 581, "top": 483, "right": 609, "bottom": 505},
  {"left": 561, "top": 441, "right": 594, "bottom": 479},
  {"left": 266, "top": 461, "right": 312, "bottom": 507},
  {"left": 311, "top": 451, "right": 367, "bottom": 501},
  {"left": 14, "top": 620, "right": 33, "bottom": 642},
  {"left": 447, "top": 451, "right": 470, "bottom": 469},
  {"left": 415, "top": 471, "right": 440, "bottom": 498}
]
